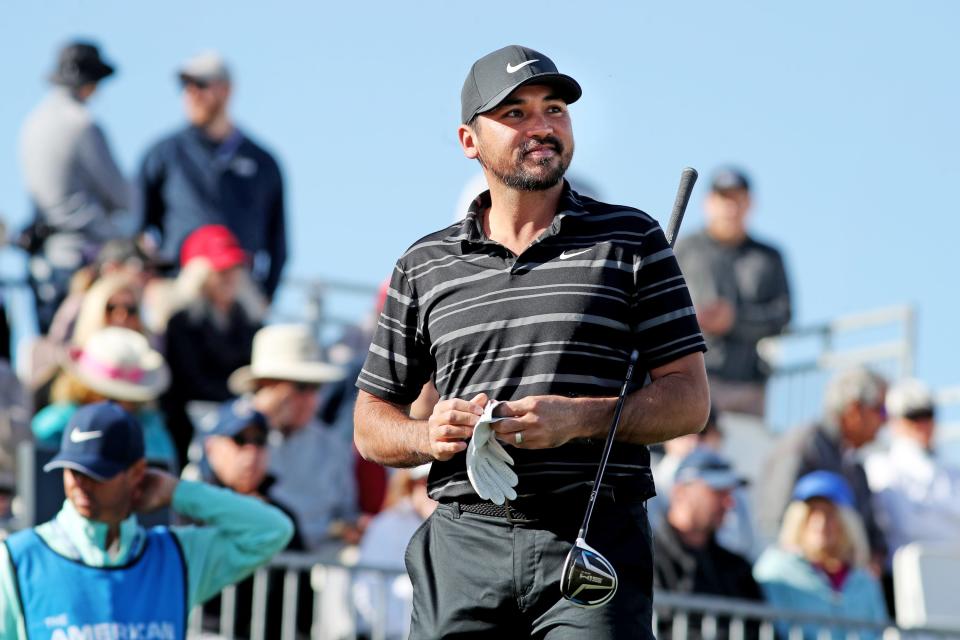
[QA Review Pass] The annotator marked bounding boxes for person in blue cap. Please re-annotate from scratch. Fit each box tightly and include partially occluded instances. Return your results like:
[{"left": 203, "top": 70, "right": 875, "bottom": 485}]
[
  {"left": 0, "top": 401, "right": 293, "bottom": 639},
  {"left": 753, "top": 471, "right": 887, "bottom": 639}
]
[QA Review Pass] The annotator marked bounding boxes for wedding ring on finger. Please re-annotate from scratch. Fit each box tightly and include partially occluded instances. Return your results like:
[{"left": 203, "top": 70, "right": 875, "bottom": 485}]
[{"left": 515, "top": 431, "right": 524, "bottom": 445}]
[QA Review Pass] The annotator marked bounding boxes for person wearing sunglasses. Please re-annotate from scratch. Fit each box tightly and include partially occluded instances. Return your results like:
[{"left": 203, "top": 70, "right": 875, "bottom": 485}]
[
  {"left": 864, "top": 378, "right": 960, "bottom": 612},
  {"left": 226, "top": 324, "right": 360, "bottom": 553},
  {"left": 135, "top": 51, "right": 287, "bottom": 300}
]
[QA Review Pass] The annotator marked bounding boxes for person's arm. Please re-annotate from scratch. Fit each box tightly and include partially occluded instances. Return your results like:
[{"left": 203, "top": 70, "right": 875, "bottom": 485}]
[
  {"left": 136, "top": 144, "right": 167, "bottom": 240},
  {"left": 354, "top": 390, "right": 488, "bottom": 466},
  {"left": 162, "top": 476, "right": 294, "bottom": 606},
  {"left": 263, "top": 163, "right": 286, "bottom": 299},
  {"left": 490, "top": 352, "right": 709, "bottom": 447},
  {"left": 0, "top": 546, "right": 26, "bottom": 639},
  {"left": 727, "top": 250, "right": 791, "bottom": 342},
  {"left": 77, "top": 123, "right": 134, "bottom": 215}
]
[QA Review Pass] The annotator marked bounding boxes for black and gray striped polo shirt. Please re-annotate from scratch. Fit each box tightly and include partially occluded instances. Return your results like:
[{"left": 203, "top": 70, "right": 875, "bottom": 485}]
[{"left": 357, "top": 183, "right": 706, "bottom": 502}]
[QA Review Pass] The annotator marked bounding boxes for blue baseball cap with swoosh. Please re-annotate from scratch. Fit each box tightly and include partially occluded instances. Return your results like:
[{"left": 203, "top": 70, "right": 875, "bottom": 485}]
[
  {"left": 44, "top": 402, "right": 145, "bottom": 481},
  {"left": 461, "top": 45, "right": 582, "bottom": 124}
]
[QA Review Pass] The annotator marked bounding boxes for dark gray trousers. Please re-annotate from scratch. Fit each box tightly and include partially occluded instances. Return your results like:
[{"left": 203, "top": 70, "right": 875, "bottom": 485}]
[{"left": 404, "top": 497, "right": 655, "bottom": 639}]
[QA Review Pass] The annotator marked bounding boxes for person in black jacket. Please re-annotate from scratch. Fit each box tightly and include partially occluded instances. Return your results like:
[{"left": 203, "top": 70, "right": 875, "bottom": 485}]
[
  {"left": 161, "top": 225, "right": 263, "bottom": 467},
  {"left": 653, "top": 448, "right": 764, "bottom": 639}
]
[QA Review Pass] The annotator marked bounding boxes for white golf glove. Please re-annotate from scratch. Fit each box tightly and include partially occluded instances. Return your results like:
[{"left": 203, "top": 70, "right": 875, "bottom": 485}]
[{"left": 466, "top": 400, "right": 518, "bottom": 505}]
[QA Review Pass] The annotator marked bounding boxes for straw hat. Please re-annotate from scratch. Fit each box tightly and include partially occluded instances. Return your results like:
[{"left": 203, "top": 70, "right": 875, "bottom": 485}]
[
  {"left": 228, "top": 324, "right": 345, "bottom": 395},
  {"left": 64, "top": 327, "right": 170, "bottom": 403}
]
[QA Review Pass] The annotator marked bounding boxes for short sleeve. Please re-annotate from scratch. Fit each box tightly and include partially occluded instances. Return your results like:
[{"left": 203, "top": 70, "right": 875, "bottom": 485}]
[
  {"left": 631, "top": 224, "right": 705, "bottom": 370},
  {"left": 356, "top": 263, "right": 434, "bottom": 405}
]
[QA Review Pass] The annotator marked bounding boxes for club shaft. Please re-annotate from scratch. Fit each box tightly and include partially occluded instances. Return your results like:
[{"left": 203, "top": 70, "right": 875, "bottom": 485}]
[
  {"left": 577, "top": 350, "right": 638, "bottom": 539},
  {"left": 576, "top": 167, "right": 697, "bottom": 540}
]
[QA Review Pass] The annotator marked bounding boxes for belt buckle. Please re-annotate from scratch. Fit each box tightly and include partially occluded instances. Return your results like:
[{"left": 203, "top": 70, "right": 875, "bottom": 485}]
[{"left": 504, "top": 499, "right": 535, "bottom": 524}]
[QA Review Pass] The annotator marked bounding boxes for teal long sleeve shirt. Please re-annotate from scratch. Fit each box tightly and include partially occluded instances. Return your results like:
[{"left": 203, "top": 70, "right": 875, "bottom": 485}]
[{"left": 0, "top": 479, "right": 294, "bottom": 638}]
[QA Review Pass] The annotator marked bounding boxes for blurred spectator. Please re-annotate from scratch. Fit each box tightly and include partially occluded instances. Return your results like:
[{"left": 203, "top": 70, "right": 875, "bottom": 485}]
[
  {"left": 137, "top": 51, "right": 286, "bottom": 298},
  {"left": 228, "top": 324, "right": 357, "bottom": 553},
  {"left": 865, "top": 379, "right": 960, "bottom": 612},
  {"left": 653, "top": 448, "right": 764, "bottom": 639},
  {"left": 162, "top": 224, "right": 263, "bottom": 467},
  {"left": 0, "top": 361, "right": 32, "bottom": 520},
  {"left": 32, "top": 327, "right": 178, "bottom": 472},
  {"left": 29, "top": 270, "right": 148, "bottom": 413},
  {"left": 754, "top": 471, "right": 887, "bottom": 639},
  {"left": 651, "top": 406, "right": 760, "bottom": 559},
  {"left": 19, "top": 41, "right": 135, "bottom": 332},
  {"left": 0, "top": 402, "right": 293, "bottom": 638},
  {"left": 192, "top": 401, "right": 310, "bottom": 638},
  {"left": 674, "top": 167, "right": 791, "bottom": 417},
  {"left": 354, "top": 464, "right": 436, "bottom": 640},
  {"left": 757, "top": 367, "right": 888, "bottom": 568}
]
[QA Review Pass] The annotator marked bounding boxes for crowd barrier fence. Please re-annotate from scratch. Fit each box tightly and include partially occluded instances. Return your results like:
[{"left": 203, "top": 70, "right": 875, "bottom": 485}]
[{"left": 185, "top": 555, "right": 960, "bottom": 640}]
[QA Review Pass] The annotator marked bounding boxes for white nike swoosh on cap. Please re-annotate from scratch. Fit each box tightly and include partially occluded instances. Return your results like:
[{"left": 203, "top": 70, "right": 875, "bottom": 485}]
[
  {"left": 559, "top": 248, "right": 592, "bottom": 260},
  {"left": 70, "top": 429, "right": 104, "bottom": 443},
  {"left": 506, "top": 60, "right": 539, "bottom": 74}
]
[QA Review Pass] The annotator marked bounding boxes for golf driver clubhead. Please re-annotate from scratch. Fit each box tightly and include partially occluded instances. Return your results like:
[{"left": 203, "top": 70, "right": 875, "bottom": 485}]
[
  {"left": 560, "top": 536, "right": 618, "bottom": 608},
  {"left": 560, "top": 167, "right": 697, "bottom": 608}
]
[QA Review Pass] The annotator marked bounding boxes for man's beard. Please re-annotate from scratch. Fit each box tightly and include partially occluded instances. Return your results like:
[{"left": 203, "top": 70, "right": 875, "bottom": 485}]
[{"left": 478, "top": 136, "right": 573, "bottom": 191}]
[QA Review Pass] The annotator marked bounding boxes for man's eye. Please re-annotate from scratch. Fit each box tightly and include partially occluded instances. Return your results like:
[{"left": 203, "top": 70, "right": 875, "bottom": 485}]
[{"left": 504, "top": 109, "right": 523, "bottom": 118}]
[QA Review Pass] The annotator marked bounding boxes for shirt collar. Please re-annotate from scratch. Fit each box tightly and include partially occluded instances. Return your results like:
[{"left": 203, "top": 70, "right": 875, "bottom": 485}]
[
  {"left": 443, "top": 180, "right": 586, "bottom": 245},
  {"left": 52, "top": 498, "right": 143, "bottom": 565}
]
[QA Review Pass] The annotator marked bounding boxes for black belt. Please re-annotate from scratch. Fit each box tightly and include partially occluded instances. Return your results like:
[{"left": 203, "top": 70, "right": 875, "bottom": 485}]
[
  {"left": 456, "top": 499, "right": 540, "bottom": 523},
  {"left": 453, "top": 487, "right": 620, "bottom": 524}
]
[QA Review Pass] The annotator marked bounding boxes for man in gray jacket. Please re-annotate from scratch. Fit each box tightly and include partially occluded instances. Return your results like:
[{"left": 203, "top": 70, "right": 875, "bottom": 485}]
[
  {"left": 674, "top": 167, "right": 791, "bottom": 417},
  {"left": 19, "top": 41, "right": 135, "bottom": 332}
]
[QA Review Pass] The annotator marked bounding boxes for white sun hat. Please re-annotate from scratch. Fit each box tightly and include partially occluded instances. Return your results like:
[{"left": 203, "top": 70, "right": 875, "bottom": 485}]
[
  {"left": 65, "top": 327, "right": 170, "bottom": 403},
  {"left": 227, "top": 324, "right": 346, "bottom": 395}
]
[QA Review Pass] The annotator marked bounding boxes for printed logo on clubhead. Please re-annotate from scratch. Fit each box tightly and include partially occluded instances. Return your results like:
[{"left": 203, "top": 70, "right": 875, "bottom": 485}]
[{"left": 506, "top": 60, "right": 538, "bottom": 74}]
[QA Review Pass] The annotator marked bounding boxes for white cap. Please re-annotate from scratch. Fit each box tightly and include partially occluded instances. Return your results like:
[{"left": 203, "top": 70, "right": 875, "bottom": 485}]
[
  {"left": 178, "top": 50, "right": 230, "bottom": 84},
  {"left": 886, "top": 378, "right": 935, "bottom": 419}
]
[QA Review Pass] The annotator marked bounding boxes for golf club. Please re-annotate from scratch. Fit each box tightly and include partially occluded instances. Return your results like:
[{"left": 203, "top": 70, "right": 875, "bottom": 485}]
[{"left": 560, "top": 166, "right": 698, "bottom": 608}]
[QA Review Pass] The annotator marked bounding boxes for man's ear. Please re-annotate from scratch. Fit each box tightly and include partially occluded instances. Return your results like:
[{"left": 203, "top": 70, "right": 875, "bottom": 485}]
[
  {"left": 129, "top": 458, "right": 147, "bottom": 485},
  {"left": 458, "top": 123, "right": 480, "bottom": 160}
]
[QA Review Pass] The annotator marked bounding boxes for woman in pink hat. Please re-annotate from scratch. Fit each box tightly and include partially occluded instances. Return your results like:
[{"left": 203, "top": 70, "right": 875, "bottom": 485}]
[{"left": 31, "top": 327, "right": 178, "bottom": 472}]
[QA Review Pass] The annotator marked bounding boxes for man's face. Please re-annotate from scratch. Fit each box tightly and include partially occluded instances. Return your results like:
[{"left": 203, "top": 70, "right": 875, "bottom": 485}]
[
  {"left": 704, "top": 189, "right": 751, "bottom": 242},
  {"left": 674, "top": 480, "right": 734, "bottom": 533},
  {"left": 206, "top": 426, "right": 269, "bottom": 495},
  {"left": 182, "top": 78, "right": 230, "bottom": 127},
  {"left": 460, "top": 84, "right": 574, "bottom": 191},
  {"left": 841, "top": 396, "right": 887, "bottom": 448},
  {"left": 63, "top": 463, "right": 144, "bottom": 525}
]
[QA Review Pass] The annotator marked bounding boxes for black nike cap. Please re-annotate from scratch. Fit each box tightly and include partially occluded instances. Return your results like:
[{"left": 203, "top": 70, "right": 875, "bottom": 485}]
[{"left": 461, "top": 45, "right": 582, "bottom": 124}]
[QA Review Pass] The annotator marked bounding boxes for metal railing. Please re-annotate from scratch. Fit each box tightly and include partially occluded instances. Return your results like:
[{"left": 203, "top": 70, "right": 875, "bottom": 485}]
[
  {"left": 758, "top": 305, "right": 917, "bottom": 432},
  {"left": 185, "top": 556, "right": 960, "bottom": 640}
]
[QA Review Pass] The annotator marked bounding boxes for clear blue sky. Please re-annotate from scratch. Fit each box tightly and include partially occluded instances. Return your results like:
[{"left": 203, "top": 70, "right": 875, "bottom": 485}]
[{"left": 1, "top": 2, "right": 958, "bottom": 389}]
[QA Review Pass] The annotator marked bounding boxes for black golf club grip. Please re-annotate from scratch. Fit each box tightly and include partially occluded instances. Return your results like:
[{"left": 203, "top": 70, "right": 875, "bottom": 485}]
[{"left": 665, "top": 167, "right": 698, "bottom": 248}]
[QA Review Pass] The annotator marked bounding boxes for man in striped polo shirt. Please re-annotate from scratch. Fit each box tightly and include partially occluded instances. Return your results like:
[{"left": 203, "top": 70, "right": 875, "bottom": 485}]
[{"left": 354, "top": 44, "right": 709, "bottom": 638}]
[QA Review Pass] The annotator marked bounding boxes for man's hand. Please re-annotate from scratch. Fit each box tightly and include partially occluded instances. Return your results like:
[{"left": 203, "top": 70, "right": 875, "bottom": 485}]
[
  {"left": 426, "top": 392, "right": 488, "bottom": 460},
  {"left": 490, "top": 395, "right": 609, "bottom": 449},
  {"left": 132, "top": 469, "right": 179, "bottom": 514},
  {"left": 697, "top": 298, "right": 735, "bottom": 335}
]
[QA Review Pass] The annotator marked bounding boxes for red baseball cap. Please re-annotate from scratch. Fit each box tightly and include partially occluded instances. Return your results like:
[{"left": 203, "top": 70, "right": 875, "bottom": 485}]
[{"left": 180, "top": 225, "right": 247, "bottom": 271}]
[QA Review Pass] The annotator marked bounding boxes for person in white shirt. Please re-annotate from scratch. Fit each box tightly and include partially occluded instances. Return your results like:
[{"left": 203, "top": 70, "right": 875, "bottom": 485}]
[{"left": 865, "top": 378, "right": 960, "bottom": 561}]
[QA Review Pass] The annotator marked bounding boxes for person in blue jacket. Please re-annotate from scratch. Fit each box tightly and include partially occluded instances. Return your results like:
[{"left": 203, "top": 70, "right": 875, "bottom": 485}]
[
  {"left": 754, "top": 471, "right": 888, "bottom": 639},
  {"left": 0, "top": 401, "right": 293, "bottom": 639}
]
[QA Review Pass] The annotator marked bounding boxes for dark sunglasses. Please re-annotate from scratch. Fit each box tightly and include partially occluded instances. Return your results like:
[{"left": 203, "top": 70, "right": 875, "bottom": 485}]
[
  {"left": 181, "top": 77, "right": 211, "bottom": 90},
  {"left": 232, "top": 432, "right": 268, "bottom": 447},
  {"left": 106, "top": 303, "right": 139, "bottom": 315},
  {"left": 293, "top": 382, "right": 321, "bottom": 393},
  {"left": 904, "top": 409, "right": 936, "bottom": 421}
]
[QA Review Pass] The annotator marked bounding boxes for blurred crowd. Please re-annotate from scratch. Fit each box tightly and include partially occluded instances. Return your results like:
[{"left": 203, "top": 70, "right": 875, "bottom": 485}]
[{"left": 0, "top": 39, "right": 957, "bottom": 640}]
